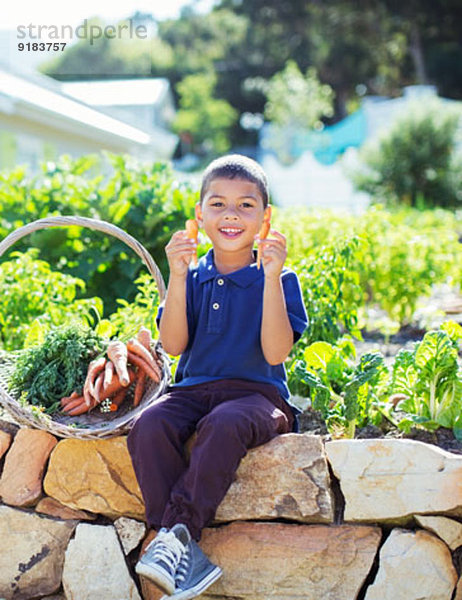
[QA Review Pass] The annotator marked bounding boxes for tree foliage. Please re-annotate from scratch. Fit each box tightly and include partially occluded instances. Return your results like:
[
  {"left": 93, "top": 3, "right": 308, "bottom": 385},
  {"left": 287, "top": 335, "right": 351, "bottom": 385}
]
[
  {"left": 39, "top": 1, "right": 462, "bottom": 149},
  {"left": 352, "top": 100, "right": 462, "bottom": 207},
  {"left": 173, "top": 72, "right": 238, "bottom": 157},
  {"left": 0, "top": 154, "right": 197, "bottom": 314}
]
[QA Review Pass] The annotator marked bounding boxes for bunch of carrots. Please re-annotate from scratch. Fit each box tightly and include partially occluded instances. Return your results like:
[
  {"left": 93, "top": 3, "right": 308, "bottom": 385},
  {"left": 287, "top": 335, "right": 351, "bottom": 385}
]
[{"left": 60, "top": 326, "right": 162, "bottom": 416}]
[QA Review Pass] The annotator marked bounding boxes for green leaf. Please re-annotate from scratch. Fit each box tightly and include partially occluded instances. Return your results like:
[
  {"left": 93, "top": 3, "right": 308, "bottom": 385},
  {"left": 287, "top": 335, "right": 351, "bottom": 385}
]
[{"left": 303, "top": 341, "right": 336, "bottom": 372}]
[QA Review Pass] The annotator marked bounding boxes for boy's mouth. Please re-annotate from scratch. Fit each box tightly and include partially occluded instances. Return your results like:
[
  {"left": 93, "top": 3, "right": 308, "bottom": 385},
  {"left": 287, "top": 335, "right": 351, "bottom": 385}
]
[{"left": 219, "top": 227, "right": 244, "bottom": 238}]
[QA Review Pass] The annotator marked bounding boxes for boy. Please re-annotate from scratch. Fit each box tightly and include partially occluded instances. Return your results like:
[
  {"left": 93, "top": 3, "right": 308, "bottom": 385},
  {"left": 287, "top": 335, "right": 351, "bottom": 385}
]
[{"left": 127, "top": 154, "right": 307, "bottom": 599}]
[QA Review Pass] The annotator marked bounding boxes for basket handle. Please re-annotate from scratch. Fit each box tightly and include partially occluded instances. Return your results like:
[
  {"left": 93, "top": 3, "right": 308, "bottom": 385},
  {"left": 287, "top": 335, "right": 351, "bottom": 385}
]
[{"left": 0, "top": 216, "right": 166, "bottom": 301}]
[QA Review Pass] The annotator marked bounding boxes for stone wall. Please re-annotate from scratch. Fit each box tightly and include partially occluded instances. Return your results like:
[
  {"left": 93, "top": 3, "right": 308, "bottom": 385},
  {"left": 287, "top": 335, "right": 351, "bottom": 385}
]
[{"left": 0, "top": 420, "right": 461, "bottom": 600}]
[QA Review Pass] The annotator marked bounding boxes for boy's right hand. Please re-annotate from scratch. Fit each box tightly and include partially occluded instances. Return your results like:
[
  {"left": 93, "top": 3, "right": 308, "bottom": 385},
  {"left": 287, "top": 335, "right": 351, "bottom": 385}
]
[{"left": 165, "top": 230, "right": 197, "bottom": 277}]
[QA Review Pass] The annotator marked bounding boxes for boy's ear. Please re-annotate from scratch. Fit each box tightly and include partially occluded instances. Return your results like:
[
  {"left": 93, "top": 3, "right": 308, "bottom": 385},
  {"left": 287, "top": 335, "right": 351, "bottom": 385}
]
[{"left": 195, "top": 203, "right": 203, "bottom": 225}]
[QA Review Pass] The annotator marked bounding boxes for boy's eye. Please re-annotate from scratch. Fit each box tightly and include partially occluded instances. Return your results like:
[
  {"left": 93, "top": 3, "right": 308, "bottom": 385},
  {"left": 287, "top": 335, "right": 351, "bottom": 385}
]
[
  {"left": 210, "top": 201, "right": 224, "bottom": 207},
  {"left": 241, "top": 202, "right": 254, "bottom": 208}
]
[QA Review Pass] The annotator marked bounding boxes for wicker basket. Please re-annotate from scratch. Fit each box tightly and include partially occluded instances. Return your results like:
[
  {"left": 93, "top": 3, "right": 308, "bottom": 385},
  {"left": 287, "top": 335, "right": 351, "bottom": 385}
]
[{"left": 0, "top": 216, "right": 171, "bottom": 439}]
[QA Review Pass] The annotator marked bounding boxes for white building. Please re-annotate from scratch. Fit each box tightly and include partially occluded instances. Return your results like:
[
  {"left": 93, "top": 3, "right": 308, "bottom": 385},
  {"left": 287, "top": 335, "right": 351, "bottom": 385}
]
[{"left": 0, "top": 64, "right": 178, "bottom": 172}]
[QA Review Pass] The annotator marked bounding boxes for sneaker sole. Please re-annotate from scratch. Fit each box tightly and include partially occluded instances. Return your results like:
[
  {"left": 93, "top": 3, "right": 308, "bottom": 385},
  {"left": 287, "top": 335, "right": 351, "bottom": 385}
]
[
  {"left": 135, "top": 562, "right": 176, "bottom": 595},
  {"left": 160, "top": 566, "right": 223, "bottom": 600}
]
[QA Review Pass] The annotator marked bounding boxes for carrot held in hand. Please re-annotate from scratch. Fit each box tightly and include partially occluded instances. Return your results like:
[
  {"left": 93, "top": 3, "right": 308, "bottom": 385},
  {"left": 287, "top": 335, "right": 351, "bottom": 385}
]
[
  {"left": 185, "top": 218, "right": 199, "bottom": 266},
  {"left": 256, "top": 219, "right": 271, "bottom": 269}
]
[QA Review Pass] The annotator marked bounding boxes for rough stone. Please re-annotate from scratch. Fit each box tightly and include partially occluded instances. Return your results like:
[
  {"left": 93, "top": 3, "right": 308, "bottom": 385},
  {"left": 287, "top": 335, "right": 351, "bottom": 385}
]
[
  {"left": 44, "top": 437, "right": 145, "bottom": 520},
  {"left": 114, "top": 516, "right": 147, "bottom": 555},
  {"left": 197, "top": 521, "right": 380, "bottom": 600},
  {"left": 0, "top": 505, "right": 76, "bottom": 600},
  {"left": 62, "top": 523, "right": 141, "bottom": 600},
  {"left": 0, "top": 428, "right": 57, "bottom": 507},
  {"left": 454, "top": 576, "right": 462, "bottom": 600},
  {"left": 364, "top": 528, "right": 457, "bottom": 600},
  {"left": 0, "top": 430, "right": 12, "bottom": 460},
  {"left": 36, "top": 497, "right": 96, "bottom": 521},
  {"left": 414, "top": 514, "right": 462, "bottom": 550},
  {"left": 215, "top": 433, "right": 334, "bottom": 523},
  {"left": 326, "top": 439, "right": 462, "bottom": 521}
]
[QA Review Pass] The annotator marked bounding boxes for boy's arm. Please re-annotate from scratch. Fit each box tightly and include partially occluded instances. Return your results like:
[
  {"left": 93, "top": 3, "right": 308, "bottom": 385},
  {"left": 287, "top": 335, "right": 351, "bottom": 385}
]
[
  {"left": 159, "top": 230, "right": 196, "bottom": 356},
  {"left": 259, "top": 230, "right": 294, "bottom": 365},
  {"left": 261, "top": 275, "right": 294, "bottom": 365}
]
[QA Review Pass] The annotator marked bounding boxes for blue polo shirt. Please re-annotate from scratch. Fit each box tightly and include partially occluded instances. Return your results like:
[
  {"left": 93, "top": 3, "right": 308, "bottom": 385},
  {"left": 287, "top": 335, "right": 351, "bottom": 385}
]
[{"left": 158, "top": 249, "right": 307, "bottom": 406}]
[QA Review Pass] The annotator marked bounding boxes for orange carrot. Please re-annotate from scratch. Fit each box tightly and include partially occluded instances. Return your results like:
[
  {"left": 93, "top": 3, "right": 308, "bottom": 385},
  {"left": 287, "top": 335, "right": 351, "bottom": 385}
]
[
  {"left": 61, "top": 395, "right": 86, "bottom": 413},
  {"left": 185, "top": 218, "right": 199, "bottom": 266},
  {"left": 60, "top": 391, "right": 80, "bottom": 408},
  {"left": 103, "top": 360, "right": 115, "bottom": 389},
  {"left": 127, "top": 351, "right": 161, "bottom": 382},
  {"left": 94, "top": 373, "right": 104, "bottom": 405},
  {"left": 133, "top": 370, "right": 146, "bottom": 407},
  {"left": 107, "top": 340, "right": 130, "bottom": 387},
  {"left": 83, "top": 356, "right": 106, "bottom": 407},
  {"left": 136, "top": 326, "right": 152, "bottom": 350},
  {"left": 109, "top": 387, "right": 128, "bottom": 411},
  {"left": 102, "top": 368, "right": 136, "bottom": 398},
  {"left": 256, "top": 219, "right": 271, "bottom": 269},
  {"left": 67, "top": 399, "right": 93, "bottom": 416},
  {"left": 127, "top": 338, "right": 158, "bottom": 371}
]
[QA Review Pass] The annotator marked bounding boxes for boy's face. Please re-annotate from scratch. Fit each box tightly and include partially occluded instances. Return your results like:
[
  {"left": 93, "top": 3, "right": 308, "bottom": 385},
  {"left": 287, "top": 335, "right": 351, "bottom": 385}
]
[{"left": 196, "top": 178, "right": 270, "bottom": 256}]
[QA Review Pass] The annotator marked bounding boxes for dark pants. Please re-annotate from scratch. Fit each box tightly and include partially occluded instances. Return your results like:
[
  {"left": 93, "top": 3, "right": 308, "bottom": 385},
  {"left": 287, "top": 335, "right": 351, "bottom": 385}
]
[{"left": 127, "top": 379, "right": 292, "bottom": 540}]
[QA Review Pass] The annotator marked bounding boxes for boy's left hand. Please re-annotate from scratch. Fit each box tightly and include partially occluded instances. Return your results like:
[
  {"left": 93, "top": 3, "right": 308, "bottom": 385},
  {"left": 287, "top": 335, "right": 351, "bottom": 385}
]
[{"left": 258, "top": 230, "right": 287, "bottom": 278}]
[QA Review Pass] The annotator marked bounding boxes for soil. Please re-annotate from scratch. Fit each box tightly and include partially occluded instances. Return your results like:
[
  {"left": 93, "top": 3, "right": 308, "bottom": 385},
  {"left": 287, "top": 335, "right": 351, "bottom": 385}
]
[
  {"left": 297, "top": 305, "right": 462, "bottom": 455},
  {"left": 298, "top": 406, "right": 462, "bottom": 455}
]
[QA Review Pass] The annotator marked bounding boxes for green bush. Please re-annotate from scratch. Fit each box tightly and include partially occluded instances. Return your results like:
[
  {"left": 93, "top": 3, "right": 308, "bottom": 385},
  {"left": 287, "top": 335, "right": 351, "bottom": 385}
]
[
  {"left": 0, "top": 250, "right": 102, "bottom": 351},
  {"left": 351, "top": 100, "right": 462, "bottom": 208},
  {"left": 281, "top": 205, "right": 462, "bottom": 331},
  {"left": 0, "top": 153, "right": 198, "bottom": 313}
]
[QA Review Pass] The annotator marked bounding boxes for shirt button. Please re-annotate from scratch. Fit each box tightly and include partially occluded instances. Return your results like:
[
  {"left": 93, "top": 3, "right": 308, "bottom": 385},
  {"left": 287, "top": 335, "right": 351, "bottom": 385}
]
[
  {"left": 212, "top": 302, "right": 220, "bottom": 310},
  {"left": 217, "top": 278, "right": 224, "bottom": 286}
]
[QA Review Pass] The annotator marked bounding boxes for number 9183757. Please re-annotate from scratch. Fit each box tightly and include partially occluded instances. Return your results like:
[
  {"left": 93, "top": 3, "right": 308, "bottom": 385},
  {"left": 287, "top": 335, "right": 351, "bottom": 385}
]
[{"left": 18, "top": 42, "right": 67, "bottom": 51}]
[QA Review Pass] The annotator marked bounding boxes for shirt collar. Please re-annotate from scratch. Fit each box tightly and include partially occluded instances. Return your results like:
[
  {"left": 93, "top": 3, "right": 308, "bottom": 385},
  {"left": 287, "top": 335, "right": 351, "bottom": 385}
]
[{"left": 197, "top": 249, "right": 263, "bottom": 288}]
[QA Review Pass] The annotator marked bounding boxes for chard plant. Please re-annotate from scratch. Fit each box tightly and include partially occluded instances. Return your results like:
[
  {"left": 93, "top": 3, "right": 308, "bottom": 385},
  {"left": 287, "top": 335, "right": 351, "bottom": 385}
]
[
  {"left": 391, "top": 320, "right": 462, "bottom": 439},
  {"left": 294, "top": 338, "right": 388, "bottom": 438}
]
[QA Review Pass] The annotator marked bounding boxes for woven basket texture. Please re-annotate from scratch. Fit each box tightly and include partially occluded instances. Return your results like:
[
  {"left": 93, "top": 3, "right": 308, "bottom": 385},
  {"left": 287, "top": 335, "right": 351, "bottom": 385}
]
[{"left": 0, "top": 216, "right": 170, "bottom": 439}]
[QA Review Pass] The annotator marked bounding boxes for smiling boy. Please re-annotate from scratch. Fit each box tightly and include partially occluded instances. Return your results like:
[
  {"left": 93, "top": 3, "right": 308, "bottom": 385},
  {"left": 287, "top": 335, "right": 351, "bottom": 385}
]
[{"left": 127, "top": 154, "right": 307, "bottom": 599}]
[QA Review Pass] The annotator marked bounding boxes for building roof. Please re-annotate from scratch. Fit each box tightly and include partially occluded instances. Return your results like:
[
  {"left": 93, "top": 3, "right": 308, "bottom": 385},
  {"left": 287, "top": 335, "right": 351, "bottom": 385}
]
[
  {"left": 0, "top": 66, "right": 151, "bottom": 145},
  {"left": 61, "top": 78, "right": 171, "bottom": 107}
]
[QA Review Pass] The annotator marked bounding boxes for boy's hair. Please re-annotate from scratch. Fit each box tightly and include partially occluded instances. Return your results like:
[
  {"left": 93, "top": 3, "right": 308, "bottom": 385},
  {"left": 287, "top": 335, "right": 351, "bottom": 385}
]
[{"left": 200, "top": 154, "right": 269, "bottom": 207}]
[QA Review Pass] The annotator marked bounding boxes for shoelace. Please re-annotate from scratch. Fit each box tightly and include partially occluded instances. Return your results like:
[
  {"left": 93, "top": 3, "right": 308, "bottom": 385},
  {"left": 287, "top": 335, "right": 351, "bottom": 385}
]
[
  {"left": 175, "top": 544, "right": 191, "bottom": 585},
  {"left": 145, "top": 530, "right": 186, "bottom": 573}
]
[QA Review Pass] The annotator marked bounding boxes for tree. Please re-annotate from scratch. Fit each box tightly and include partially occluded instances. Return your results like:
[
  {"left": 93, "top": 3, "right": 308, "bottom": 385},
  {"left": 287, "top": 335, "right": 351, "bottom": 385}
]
[
  {"left": 351, "top": 100, "right": 462, "bottom": 207},
  {"left": 173, "top": 73, "right": 238, "bottom": 158},
  {"left": 264, "top": 60, "right": 335, "bottom": 129}
]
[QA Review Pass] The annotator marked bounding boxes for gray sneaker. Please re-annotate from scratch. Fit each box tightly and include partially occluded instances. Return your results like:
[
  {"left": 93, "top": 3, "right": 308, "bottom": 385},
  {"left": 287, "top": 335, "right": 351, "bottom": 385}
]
[
  {"left": 161, "top": 539, "right": 223, "bottom": 600},
  {"left": 135, "top": 524, "right": 191, "bottom": 595}
]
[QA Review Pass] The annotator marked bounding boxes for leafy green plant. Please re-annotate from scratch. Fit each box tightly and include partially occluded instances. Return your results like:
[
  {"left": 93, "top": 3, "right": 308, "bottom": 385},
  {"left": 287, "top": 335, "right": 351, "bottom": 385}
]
[
  {"left": 295, "top": 236, "right": 364, "bottom": 346},
  {"left": 107, "top": 272, "right": 160, "bottom": 340},
  {"left": 391, "top": 320, "right": 462, "bottom": 438},
  {"left": 0, "top": 250, "right": 103, "bottom": 351},
  {"left": 9, "top": 323, "right": 107, "bottom": 414},
  {"left": 293, "top": 338, "right": 388, "bottom": 438},
  {"left": 0, "top": 153, "right": 197, "bottom": 314}
]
